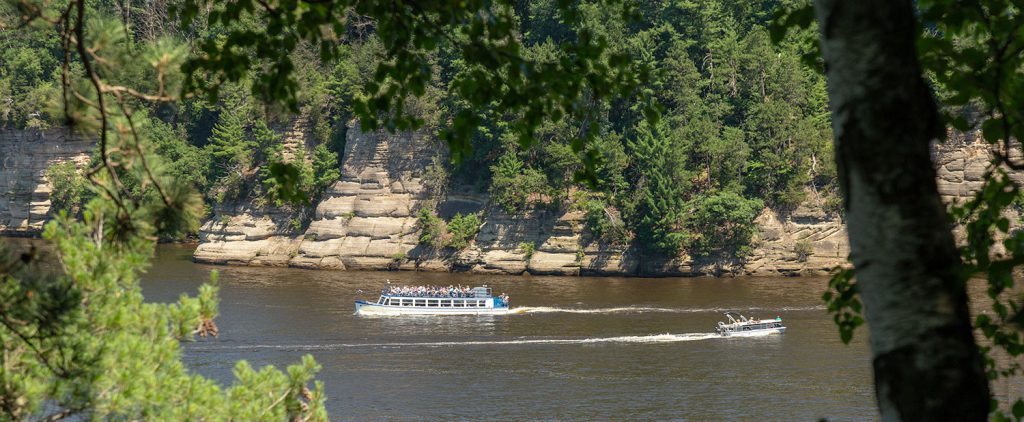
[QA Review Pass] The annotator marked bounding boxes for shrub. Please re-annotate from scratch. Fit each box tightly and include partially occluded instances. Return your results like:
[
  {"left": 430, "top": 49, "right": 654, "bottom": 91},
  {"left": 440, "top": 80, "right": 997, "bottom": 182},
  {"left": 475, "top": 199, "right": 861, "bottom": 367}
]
[
  {"left": 823, "top": 191, "right": 844, "bottom": 217},
  {"left": 417, "top": 209, "right": 481, "bottom": 250},
  {"left": 583, "top": 199, "right": 627, "bottom": 244},
  {"left": 489, "top": 151, "right": 549, "bottom": 214},
  {"left": 417, "top": 208, "right": 447, "bottom": 249},
  {"left": 214, "top": 171, "right": 245, "bottom": 204},
  {"left": 311, "top": 143, "right": 341, "bottom": 198},
  {"left": 519, "top": 241, "right": 536, "bottom": 260},
  {"left": 795, "top": 240, "right": 813, "bottom": 262},
  {"left": 261, "top": 154, "right": 315, "bottom": 207},
  {"left": 45, "top": 161, "right": 87, "bottom": 216},
  {"left": 685, "top": 190, "right": 764, "bottom": 259},
  {"left": 423, "top": 155, "right": 450, "bottom": 198},
  {"left": 446, "top": 212, "right": 481, "bottom": 250}
]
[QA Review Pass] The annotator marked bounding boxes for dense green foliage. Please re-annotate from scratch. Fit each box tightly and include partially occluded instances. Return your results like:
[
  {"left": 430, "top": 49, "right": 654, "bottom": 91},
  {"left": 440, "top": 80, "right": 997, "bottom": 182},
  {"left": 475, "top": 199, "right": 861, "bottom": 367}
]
[
  {"left": 4, "top": 0, "right": 832, "bottom": 261},
  {"left": 44, "top": 161, "right": 88, "bottom": 216},
  {"left": 446, "top": 213, "right": 483, "bottom": 250},
  {"left": 416, "top": 209, "right": 482, "bottom": 251},
  {"left": 460, "top": 0, "right": 834, "bottom": 258},
  {"left": 416, "top": 208, "right": 447, "bottom": 249}
]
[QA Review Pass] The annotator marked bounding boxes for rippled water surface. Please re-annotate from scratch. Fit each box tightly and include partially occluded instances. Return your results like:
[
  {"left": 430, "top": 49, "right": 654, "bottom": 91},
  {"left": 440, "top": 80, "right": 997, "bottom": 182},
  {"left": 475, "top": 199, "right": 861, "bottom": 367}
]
[{"left": 141, "top": 244, "right": 875, "bottom": 420}]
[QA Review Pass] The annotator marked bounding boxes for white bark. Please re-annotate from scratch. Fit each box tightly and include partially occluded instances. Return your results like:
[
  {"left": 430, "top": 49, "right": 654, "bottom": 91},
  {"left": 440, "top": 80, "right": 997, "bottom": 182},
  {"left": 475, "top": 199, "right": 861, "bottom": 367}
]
[{"left": 814, "top": 1, "right": 989, "bottom": 420}]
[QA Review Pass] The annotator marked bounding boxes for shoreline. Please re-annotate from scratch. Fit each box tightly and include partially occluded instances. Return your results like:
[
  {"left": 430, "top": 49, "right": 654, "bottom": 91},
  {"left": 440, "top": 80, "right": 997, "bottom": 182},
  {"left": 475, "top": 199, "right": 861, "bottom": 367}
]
[{"left": 2, "top": 234, "right": 839, "bottom": 276}]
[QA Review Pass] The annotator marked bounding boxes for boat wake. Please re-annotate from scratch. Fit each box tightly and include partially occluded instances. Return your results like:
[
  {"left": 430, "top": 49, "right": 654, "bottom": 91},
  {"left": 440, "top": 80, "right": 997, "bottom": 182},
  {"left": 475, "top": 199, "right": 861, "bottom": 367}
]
[
  {"left": 187, "top": 333, "right": 725, "bottom": 352},
  {"left": 510, "top": 305, "right": 823, "bottom": 315},
  {"left": 510, "top": 306, "right": 686, "bottom": 314}
]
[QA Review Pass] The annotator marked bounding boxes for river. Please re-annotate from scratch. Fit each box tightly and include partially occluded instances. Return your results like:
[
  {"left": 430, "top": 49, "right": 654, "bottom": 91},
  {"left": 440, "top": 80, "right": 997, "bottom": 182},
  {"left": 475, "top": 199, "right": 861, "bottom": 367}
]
[{"left": 139, "top": 244, "right": 875, "bottom": 420}]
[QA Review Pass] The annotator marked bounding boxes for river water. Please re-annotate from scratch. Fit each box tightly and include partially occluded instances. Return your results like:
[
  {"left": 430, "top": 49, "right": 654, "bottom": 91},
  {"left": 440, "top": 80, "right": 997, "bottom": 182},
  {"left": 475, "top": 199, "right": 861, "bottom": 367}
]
[{"left": 140, "top": 244, "right": 875, "bottom": 420}]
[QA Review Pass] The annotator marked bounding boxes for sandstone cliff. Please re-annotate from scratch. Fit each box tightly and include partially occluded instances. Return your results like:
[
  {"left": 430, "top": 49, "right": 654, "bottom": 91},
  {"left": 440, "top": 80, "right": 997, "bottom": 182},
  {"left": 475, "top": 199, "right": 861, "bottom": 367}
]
[
  {"left": 0, "top": 125, "right": 1010, "bottom": 276},
  {"left": 0, "top": 129, "right": 92, "bottom": 236},
  {"left": 194, "top": 125, "right": 1009, "bottom": 276},
  {"left": 192, "top": 115, "right": 314, "bottom": 265}
]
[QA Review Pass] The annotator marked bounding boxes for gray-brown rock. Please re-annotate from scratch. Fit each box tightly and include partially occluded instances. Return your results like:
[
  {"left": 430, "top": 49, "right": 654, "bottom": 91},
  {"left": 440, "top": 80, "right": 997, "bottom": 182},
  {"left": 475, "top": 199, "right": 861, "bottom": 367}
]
[
  {"left": 185, "top": 124, "right": 1024, "bottom": 277},
  {"left": 0, "top": 129, "right": 93, "bottom": 235}
]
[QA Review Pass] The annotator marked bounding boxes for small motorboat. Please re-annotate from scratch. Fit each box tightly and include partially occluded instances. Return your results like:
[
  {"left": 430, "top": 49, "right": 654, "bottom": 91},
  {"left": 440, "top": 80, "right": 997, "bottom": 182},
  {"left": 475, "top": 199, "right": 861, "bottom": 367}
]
[{"left": 715, "top": 311, "right": 786, "bottom": 337}]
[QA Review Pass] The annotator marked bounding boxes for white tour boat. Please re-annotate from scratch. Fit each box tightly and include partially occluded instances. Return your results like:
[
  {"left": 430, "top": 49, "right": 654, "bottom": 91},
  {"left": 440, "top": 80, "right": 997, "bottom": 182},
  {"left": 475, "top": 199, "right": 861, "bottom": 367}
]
[
  {"left": 354, "top": 286, "right": 510, "bottom": 316},
  {"left": 715, "top": 311, "right": 786, "bottom": 337}
]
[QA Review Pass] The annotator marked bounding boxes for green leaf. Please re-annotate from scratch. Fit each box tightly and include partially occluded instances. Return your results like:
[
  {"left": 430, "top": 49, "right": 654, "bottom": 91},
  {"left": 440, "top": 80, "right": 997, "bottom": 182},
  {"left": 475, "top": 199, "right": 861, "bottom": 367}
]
[
  {"left": 982, "top": 118, "right": 1006, "bottom": 143},
  {"left": 267, "top": 162, "right": 310, "bottom": 206}
]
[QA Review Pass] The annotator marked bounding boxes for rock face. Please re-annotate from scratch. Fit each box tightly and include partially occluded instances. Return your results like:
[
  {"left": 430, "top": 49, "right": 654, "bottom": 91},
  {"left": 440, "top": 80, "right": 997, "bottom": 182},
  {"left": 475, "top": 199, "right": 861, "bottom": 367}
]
[
  {"left": 456, "top": 207, "right": 637, "bottom": 276},
  {"left": 0, "top": 124, "right": 1012, "bottom": 276},
  {"left": 0, "top": 129, "right": 93, "bottom": 236},
  {"left": 189, "top": 126, "right": 1022, "bottom": 276},
  {"left": 192, "top": 116, "right": 313, "bottom": 265},
  {"left": 191, "top": 203, "right": 304, "bottom": 266},
  {"left": 741, "top": 196, "right": 848, "bottom": 276},
  {"left": 289, "top": 127, "right": 438, "bottom": 270}
]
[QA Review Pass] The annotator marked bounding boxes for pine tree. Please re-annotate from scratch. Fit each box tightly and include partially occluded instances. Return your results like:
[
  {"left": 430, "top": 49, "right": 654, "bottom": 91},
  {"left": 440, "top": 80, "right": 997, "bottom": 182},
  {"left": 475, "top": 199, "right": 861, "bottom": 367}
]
[
  {"left": 207, "top": 110, "right": 255, "bottom": 177},
  {"left": 626, "top": 121, "right": 687, "bottom": 256},
  {"left": 311, "top": 143, "right": 341, "bottom": 198}
]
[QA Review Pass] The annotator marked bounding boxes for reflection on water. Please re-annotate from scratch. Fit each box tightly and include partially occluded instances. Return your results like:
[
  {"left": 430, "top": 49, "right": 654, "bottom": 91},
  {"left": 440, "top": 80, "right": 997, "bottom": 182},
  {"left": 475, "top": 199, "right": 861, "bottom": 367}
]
[{"left": 139, "top": 243, "right": 875, "bottom": 421}]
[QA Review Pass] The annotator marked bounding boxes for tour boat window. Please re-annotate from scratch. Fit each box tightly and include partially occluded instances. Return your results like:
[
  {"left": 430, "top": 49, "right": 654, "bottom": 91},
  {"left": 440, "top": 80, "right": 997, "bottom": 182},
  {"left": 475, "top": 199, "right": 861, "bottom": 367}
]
[
  {"left": 478, "top": 300, "right": 485, "bottom": 307},
  {"left": 428, "top": 300, "right": 439, "bottom": 307},
  {"left": 415, "top": 300, "right": 425, "bottom": 307},
  {"left": 441, "top": 300, "right": 451, "bottom": 307},
  {"left": 402, "top": 300, "right": 411, "bottom": 306},
  {"left": 453, "top": 300, "right": 463, "bottom": 307}
]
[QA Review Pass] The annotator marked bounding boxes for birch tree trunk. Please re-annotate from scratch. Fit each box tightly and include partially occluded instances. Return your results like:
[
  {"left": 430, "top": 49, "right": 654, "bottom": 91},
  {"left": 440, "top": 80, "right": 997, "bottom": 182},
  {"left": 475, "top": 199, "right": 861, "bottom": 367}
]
[{"left": 813, "top": 1, "right": 989, "bottom": 420}]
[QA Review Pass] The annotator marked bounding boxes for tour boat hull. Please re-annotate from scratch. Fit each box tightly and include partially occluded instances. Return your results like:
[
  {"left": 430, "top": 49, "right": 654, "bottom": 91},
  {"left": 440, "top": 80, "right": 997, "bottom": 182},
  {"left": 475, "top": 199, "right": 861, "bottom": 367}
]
[{"left": 354, "top": 300, "right": 511, "bottom": 316}]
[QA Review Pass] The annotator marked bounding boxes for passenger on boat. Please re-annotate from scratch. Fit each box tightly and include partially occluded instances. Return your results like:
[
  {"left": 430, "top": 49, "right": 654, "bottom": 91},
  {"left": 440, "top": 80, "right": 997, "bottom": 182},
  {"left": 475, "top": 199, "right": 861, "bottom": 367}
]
[{"left": 381, "top": 284, "right": 480, "bottom": 298}]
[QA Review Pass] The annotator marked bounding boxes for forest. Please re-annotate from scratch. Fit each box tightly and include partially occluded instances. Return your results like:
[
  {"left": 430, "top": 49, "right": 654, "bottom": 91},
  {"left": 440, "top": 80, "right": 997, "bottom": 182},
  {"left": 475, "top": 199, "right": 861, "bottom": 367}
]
[{"left": 2, "top": 0, "right": 832, "bottom": 261}]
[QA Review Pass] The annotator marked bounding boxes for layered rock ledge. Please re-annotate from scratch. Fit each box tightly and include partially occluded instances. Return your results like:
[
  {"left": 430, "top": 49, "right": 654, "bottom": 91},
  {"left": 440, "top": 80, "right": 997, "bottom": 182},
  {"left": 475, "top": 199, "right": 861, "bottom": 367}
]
[
  {"left": 0, "top": 125, "right": 1013, "bottom": 276},
  {"left": 191, "top": 127, "right": 1015, "bottom": 276}
]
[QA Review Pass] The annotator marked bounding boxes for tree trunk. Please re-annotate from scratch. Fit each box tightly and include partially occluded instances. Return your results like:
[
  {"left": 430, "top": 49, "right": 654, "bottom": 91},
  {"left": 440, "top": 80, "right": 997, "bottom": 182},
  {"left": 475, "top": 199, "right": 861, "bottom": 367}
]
[{"left": 813, "top": 1, "right": 989, "bottom": 421}]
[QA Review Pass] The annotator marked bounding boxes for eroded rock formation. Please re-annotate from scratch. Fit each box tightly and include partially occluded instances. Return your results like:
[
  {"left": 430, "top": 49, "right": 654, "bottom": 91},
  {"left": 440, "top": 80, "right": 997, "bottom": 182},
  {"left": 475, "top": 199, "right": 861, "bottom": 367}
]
[
  {"left": 0, "top": 129, "right": 92, "bottom": 235},
  {"left": 192, "top": 125, "right": 1006, "bottom": 276},
  {"left": 1, "top": 125, "right": 1012, "bottom": 276}
]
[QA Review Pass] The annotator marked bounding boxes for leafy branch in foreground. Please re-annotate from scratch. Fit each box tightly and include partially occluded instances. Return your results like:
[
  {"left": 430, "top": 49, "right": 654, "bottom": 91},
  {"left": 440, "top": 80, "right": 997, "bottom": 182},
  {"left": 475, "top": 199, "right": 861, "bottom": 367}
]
[
  {"left": 172, "top": 0, "right": 657, "bottom": 179},
  {"left": 822, "top": 267, "right": 862, "bottom": 344}
]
